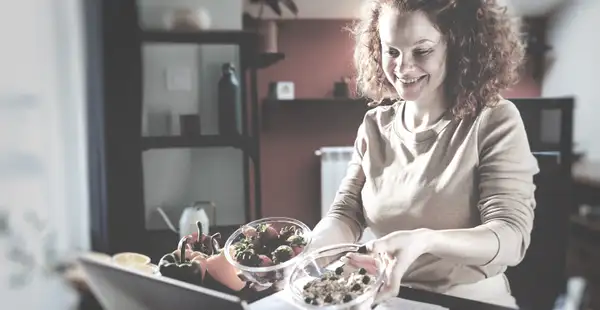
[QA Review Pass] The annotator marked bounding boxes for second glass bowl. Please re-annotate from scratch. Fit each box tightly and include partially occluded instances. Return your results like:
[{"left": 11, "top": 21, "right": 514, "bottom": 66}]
[{"left": 287, "top": 243, "right": 386, "bottom": 309}]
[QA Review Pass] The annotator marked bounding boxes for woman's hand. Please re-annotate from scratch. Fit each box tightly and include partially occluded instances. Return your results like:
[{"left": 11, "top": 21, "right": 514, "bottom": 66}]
[{"left": 355, "top": 229, "right": 432, "bottom": 303}]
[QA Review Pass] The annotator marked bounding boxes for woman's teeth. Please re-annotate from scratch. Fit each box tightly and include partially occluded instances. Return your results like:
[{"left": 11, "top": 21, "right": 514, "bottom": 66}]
[{"left": 399, "top": 76, "right": 425, "bottom": 84}]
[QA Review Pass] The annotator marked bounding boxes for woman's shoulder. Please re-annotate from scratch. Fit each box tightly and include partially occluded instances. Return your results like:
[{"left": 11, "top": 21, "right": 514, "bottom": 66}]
[
  {"left": 475, "top": 98, "right": 529, "bottom": 150},
  {"left": 478, "top": 98, "right": 522, "bottom": 124},
  {"left": 363, "top": 101, "right": 398, "bottom": 129}
]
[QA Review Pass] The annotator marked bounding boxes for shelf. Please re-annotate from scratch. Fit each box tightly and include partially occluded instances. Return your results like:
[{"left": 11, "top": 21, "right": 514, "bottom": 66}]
[
  {"left": 254, "top": 52, "right": 285, "bottom": 69},
  {"left": 261, "top": 98, "right": 370, "bottom": 129},
  {"left": 141, "top": 135, "right": 249, "bottom": 151},
  {"left": 141, "top": 30, "right": 258, "bottom": 45},
  {"left": 141, "top": 31, "right": 284, "bottom": 69},
  {"left": 264, "top": 98, "right": 369, "bottom": 106}
]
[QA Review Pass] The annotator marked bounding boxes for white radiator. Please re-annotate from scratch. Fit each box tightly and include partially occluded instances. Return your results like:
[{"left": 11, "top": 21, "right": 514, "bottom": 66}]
[
  {"left": 316, "top": 147, "right": 355, "bottom": 218},
  {"left": 316, "top": 146, "right": 376, "bottom": 243}
]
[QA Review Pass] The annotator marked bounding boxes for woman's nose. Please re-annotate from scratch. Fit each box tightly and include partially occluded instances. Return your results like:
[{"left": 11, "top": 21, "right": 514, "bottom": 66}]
[{"left": 395, "top": 54, "right": 414, "bottom": 73}]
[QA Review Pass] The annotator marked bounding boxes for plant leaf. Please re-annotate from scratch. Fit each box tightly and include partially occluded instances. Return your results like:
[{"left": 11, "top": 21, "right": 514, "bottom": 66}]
[
  {"left": 280, "top": 0, "right": 299, "bottom": 15},
  {"left": 264, "top": 0, "right": 282, "bottom": 16}
]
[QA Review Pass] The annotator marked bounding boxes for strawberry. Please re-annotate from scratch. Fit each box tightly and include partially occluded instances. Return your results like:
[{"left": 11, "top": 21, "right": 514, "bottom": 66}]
[
  {"left": 292, "top": 245, "right": 305, "bottom": 256},
  {"left": 287, "top": 235, "right": 306, "bottom": 246},
  {"left": 258, "top": 254, "right": 273, "bottom": 267},
  {"left": 241, "top": 225, "right": 257, "bottom": 238},
  {"left": 272, "top": 245, "right": 294, "bottom": 264},
  {"left": 257, "top": 224, "right": 279, "bottom": 241},
  {"left": 287, "top": 235, "right": 306, "bottom": 256},
  {"left": 236, "top": 250, "right": 260, "bottom": 267},
  {"left": 279, "top": 226, "right": 298, "bottom": 241}
]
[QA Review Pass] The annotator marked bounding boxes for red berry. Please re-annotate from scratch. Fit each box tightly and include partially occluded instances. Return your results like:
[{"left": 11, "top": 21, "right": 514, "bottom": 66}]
[
  {"left": 258, "top": 254, "right": 273, "bottom": 267},
  {"left": 257, "top": 224, "right": 279, "bottom": 241},
  {"left": 265, "top": 226, "right": 279, "bottom": 239},
  {"left": 242, "top": 226, "right": 257, "bottom": 238},
  {"left": 292, "top": 245, "right": 304, "bottom": 256}
]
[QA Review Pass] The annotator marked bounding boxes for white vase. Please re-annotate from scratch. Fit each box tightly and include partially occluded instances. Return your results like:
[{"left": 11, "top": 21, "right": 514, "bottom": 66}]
[{"left": 163, "top": 7, "right": 212, "bottom": 31}]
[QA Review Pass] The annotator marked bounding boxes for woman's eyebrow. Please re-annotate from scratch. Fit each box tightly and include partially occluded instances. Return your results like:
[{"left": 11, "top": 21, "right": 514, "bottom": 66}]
[{"left": 380, "top": 38, "right": 438, "bottom": 47}]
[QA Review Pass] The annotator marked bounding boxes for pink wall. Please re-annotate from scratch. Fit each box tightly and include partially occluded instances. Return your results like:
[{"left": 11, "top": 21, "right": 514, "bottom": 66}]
[{"left": 257, "top": 20, "right": 542, "bottom": 227}]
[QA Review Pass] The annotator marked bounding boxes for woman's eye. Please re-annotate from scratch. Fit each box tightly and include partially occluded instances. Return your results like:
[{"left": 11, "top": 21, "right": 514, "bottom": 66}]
[
  {"left": 415, "top": 49, "right": 433, "bottom": 56},
  {"left": 385, "top": 49, "right": 400, "bottom": 57}
]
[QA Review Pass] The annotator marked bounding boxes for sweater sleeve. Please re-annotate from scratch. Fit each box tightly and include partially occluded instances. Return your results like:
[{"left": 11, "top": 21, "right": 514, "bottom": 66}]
[
  {"left": 477, "top": 100, "right": 539, "bottom": 267},
  {"left": 310, "top": 119, "right": 368, "bottom": 249}
]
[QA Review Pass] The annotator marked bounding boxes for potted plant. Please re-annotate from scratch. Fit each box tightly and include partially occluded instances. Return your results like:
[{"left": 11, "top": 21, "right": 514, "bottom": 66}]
[{"left": 244, "top": 0, "right": 299, "bottom": 53}]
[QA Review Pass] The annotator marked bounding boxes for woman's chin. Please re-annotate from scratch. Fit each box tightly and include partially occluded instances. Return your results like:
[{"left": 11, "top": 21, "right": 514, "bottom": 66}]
[
  {"left": 398, "top": 91, "right": 423, "bottom": 102},
  {"left": 396, "top": 87, "right": 424, "bottom": 102}
]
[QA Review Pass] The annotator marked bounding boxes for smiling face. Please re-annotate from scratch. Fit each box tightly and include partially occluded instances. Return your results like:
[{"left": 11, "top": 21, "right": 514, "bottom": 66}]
[{"left": 379, "top": 8, "right": 447, "bottom": 104}]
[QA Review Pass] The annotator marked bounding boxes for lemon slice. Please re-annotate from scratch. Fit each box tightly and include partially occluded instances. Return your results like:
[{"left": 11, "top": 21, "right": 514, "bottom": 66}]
[
  {"left": 129, "top": 263, "right": 158, "bottom": 275},
  {"left": 112, "top": 252, "right": 151, "bottom": 267}
]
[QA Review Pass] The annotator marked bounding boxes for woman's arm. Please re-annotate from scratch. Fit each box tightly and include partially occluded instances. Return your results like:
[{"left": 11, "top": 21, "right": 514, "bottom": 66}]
[
  {"left": 423, "top": 100, "right": 539, "bottom": 266},
  {"left": 421, "top": 226, "right": 505, "bottom": 266},
  {"left": 310, "top": 120, "right": 369, "bottom": 250}
]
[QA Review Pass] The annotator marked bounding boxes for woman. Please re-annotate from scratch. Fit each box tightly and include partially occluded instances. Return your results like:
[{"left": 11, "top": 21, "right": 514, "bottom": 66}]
[{"left": 310, "top": 0, "right": 539, "bottom": 307}]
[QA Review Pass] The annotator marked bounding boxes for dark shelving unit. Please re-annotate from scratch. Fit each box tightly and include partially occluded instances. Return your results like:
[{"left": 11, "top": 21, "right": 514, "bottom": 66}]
[
  {"left": 139, "top": 29, "right": 279, "bottom": 225},
  {"left": 92, "top": 0, "right": 284, "bottom": 257},
  {"left": 141, "top": 29, "right": 258, "bottom": 44},
  {"left": 255, "top": 52, "right": 285, "bottom": 69},
  {"left": 141, "top": 135, "right": 251, "bottom": 151}
]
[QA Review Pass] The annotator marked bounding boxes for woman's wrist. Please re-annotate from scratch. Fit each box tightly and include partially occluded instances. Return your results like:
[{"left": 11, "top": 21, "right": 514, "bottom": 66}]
[
  {"left": 408, "top": 228, "right": 436, "bottom": 255},
  {"left": 408, "top": 226, "right": 500, "bottom": 266}
]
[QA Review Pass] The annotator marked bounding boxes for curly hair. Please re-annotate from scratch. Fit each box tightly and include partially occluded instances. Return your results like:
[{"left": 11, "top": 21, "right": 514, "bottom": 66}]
[{"left": 350, "top": 0, "right": 525, "bottom": 119}]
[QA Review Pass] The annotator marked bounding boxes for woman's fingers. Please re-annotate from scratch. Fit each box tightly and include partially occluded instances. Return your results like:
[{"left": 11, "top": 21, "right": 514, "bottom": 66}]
[
  {"left": 365, "top": 231, "right": 403, "bottom": 254},
  {"left": 374, "top": 254, "right": 411, "bottom": 304},
  {"left": 373, "top": 257, "right": 398, "bottom": 304},
  {"left": 345, "top": 253, "right": 377, "bottom": 266},
  {"left": 345, "top": 253, "right": 379, "bottom": 275}
]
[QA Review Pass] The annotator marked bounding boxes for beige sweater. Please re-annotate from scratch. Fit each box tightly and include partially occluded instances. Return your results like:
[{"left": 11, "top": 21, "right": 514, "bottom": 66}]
[{"left": 311, "top": 99, "right": 539, "bottom": 293}]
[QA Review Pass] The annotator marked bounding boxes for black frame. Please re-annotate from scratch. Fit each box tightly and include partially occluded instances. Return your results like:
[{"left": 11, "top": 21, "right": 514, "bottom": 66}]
[
  {"left": 88, "top": 0, "right": 146, "bottom": 254},
  {"left": 85, "top": 0, "right": 108, "bottom": 252}
]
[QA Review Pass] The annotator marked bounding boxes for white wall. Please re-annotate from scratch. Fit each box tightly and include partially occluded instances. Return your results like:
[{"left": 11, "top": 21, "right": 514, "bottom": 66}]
[
  {"left": 0, "top": 0, "right": 88, "bottom": 308},
  {"left": 138, "top": 0, "right": 246, "bottom": 229},
  {"left": 542, "top": 0, "right": 600, "bottom": 160}
]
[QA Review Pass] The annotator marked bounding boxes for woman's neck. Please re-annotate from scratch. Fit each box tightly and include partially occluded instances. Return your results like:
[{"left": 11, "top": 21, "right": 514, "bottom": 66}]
[{"left": 403, "top": 97, "right": 447, "bottom": 132}]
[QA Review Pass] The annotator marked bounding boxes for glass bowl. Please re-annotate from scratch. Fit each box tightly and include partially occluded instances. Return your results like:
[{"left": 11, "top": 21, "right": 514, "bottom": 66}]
[
  {"left": 223, "top": 217, "right": 312, "bottom": 290},
  {"left": 287, "top": 243, "right": 386, "bottom": 310}
]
